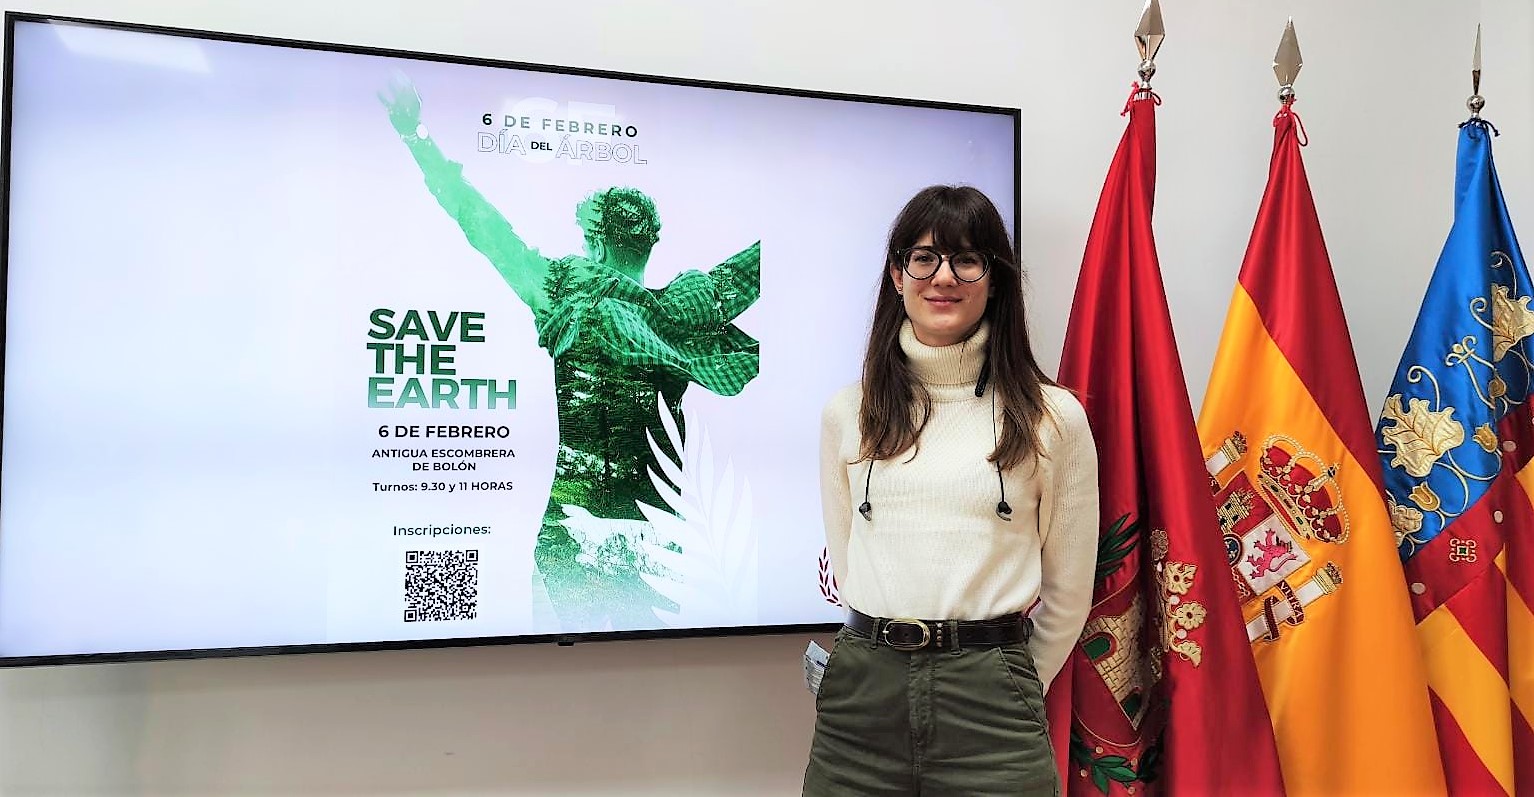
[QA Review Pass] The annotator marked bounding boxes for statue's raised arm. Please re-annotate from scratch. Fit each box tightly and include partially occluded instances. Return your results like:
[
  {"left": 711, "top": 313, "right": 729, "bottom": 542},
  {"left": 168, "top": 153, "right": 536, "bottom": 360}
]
[{"left": 379, "top": 75, "right": 551, "bottom": 316}]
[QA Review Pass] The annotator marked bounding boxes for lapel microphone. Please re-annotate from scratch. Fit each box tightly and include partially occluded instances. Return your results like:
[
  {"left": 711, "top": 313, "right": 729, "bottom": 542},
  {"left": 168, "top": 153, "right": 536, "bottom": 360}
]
[
  {"left": 988, "top": 366, "right": 1012, "bottom": 521},
  {"left": 859, "top": 459, "right": 874, "bottom": 520}
]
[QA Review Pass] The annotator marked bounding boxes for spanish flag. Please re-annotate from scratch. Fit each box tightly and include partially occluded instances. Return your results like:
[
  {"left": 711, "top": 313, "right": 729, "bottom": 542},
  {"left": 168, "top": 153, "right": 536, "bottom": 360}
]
[
  {"left": 1374, "top": 117, "right": 1533, "bottom": 797},
  {"left": 1195, "top": 104, "right": 1447, "bottom": 796}
]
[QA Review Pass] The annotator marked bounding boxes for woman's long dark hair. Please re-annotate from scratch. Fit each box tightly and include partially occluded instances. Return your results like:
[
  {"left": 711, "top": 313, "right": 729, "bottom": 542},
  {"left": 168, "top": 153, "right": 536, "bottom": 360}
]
[{"left": 858, "top": 185, "right": 1056, "bottom": 470}]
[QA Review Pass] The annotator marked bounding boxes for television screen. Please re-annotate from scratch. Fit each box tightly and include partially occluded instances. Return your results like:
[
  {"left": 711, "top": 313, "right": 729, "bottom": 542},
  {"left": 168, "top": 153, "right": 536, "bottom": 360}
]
[{"left": 0, "top": 13, "right": 1019, "bottom": 664}]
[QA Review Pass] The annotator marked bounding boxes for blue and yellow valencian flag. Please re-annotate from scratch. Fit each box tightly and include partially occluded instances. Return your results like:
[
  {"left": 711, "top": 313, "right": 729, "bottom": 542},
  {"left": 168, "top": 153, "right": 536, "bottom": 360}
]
[{"left": 1375, "top": 117, "right": 1534, "bottom": 797}]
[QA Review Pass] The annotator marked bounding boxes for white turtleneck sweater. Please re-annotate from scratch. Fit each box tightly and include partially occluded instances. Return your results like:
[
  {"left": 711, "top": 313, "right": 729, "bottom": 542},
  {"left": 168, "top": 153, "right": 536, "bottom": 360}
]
[{"left": 820, "top": 320, "right": 1099, "bottom": 691}]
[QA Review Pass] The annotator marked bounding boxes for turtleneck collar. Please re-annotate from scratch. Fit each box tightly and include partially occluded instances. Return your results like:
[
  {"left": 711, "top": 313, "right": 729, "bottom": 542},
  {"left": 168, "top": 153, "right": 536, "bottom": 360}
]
[{"left": 899, "top": 319, "right": 990, "bottom": 391}]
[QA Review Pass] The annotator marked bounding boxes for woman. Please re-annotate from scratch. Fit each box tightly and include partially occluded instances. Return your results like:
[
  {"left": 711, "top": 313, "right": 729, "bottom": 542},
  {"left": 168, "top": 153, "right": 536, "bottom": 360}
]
[{"left": 804, "top": 185, "right": 1099, "bottom": 795}]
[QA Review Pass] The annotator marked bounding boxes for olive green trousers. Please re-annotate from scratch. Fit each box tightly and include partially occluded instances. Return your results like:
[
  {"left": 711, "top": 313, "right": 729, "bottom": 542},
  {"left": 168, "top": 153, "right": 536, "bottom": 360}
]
[{"left": 802, "top": 627, "right": 1060, "bottom": 796}]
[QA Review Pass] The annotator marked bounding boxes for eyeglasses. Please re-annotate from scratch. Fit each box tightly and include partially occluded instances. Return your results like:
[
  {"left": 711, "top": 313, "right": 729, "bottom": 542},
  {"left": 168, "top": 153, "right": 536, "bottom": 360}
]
[{"left": 897, "top": 247, "right": 991, "bottom": 283}]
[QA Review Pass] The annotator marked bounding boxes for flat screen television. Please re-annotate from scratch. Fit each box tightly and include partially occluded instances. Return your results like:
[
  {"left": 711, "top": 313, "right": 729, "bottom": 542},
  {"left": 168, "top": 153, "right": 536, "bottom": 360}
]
[{"left": 0, "top": 12, "right": 1020, "bottom": 665}]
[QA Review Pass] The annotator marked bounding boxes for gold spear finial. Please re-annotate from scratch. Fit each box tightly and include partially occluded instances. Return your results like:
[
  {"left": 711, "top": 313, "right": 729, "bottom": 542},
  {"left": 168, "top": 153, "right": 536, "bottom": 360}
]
[
  {"left": 1273, "top": 18, "right": 1302, "bottom": 104},
  {"left": 1135, "top": 0, "right": 1166, "bottom": 85},
  {"left": 1468, "top": 24, "right": 1485, "bottom": 117}
]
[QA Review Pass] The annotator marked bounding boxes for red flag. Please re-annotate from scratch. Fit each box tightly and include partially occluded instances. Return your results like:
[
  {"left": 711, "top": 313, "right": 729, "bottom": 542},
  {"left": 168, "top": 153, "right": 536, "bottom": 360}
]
[{"left": 1049, "top": 87, "right": 1285, "bottom": 796}]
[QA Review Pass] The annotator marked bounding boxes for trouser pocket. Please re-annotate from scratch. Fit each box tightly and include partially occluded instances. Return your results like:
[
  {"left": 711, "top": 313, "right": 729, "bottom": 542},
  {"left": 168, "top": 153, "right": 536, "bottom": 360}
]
[
  {"left": 995, "top": 642, "right": 1050, "bottom": 731},
  {"left": 814, "top": 629, "right": 850, "bottom": 709}
]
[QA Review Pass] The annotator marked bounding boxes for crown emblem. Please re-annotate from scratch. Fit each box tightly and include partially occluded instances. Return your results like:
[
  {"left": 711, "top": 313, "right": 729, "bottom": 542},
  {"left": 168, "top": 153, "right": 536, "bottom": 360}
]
[{"left": 1257, "top": 434, "right": 1348, "bottom": 544}]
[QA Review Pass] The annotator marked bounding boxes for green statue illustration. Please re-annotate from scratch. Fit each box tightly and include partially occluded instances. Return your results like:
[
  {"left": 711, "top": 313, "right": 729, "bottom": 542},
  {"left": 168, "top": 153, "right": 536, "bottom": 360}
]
[{"left": 380, "top": 76, "right": 761, "bottom": 632}]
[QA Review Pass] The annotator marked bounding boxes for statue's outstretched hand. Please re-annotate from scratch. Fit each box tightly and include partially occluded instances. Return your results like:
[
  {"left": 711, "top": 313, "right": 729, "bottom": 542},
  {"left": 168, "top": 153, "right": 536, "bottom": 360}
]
[{"left": 378, "top": 72, "right": 424, "bottom": 136}]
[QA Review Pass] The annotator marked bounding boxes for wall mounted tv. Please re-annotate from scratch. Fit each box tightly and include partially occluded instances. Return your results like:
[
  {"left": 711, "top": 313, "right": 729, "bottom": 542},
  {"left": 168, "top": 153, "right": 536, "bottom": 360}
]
[{"left": 0, "top": 12, "right": 1019, "bottom": 665}]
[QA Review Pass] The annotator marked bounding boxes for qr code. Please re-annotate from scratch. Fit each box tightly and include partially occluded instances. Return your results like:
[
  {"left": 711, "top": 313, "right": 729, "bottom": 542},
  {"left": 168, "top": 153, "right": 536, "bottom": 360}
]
[{"left": 404, "top": 549, "right": 479, "bottom": 622}]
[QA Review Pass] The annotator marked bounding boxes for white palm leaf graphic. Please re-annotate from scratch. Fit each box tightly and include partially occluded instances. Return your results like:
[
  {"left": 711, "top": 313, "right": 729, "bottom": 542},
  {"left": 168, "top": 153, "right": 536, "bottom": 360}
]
[{"left": 638, "top": 392, "right": 758, "bottom": 627}]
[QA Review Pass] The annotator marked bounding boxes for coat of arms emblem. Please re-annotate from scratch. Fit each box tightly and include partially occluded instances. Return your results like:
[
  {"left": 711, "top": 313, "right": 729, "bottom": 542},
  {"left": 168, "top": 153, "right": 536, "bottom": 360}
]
[{"left": 1206, "top": 432, "right": 1345, "bottom": 642}]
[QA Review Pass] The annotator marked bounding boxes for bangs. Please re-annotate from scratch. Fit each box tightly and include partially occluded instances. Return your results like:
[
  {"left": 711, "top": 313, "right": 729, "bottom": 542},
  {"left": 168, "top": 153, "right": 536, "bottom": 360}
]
[
  {"left": 926, "top": 206, "right": 979, "bottom": 252},
  {"left": 888, "top": 185, "right": 1013, "bottom": 264}
]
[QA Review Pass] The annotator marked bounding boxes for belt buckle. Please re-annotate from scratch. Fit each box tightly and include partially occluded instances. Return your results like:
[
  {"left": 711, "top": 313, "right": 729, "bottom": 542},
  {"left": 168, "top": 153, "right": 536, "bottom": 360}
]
[{"left": 881, "top": 618, "right": 931, "bottom": 651}]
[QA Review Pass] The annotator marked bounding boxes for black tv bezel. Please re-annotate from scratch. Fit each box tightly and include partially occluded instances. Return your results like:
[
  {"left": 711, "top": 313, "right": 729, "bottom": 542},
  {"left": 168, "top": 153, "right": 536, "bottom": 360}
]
[{"left": 0, "top": 11, "right": 1022, "bottom": 668}]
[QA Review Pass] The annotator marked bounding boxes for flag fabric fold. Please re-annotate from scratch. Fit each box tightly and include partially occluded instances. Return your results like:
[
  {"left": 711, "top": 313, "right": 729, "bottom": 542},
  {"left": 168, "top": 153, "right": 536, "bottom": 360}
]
[
  {"left": 1194, "top": 104, "right": 1448, "bottom": 797},
  {"left": 1374, "top": 117, "right": 1534, "bottom": 797},
  {"left": 1049, "top": 87, "right": 1285, "bottom": 797}
]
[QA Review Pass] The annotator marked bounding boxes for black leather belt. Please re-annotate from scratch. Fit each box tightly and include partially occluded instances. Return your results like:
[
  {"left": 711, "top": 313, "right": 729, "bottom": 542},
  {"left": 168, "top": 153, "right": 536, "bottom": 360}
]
[{"left": 844, "top": 607, "right": 1032, "bottom": 652}]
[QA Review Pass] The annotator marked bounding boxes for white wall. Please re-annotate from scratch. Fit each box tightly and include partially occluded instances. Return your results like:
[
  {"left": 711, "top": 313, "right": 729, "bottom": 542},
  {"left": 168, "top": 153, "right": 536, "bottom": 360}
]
[{"left": 1, "top": 1, "right": 1529, "bottom": 794}]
